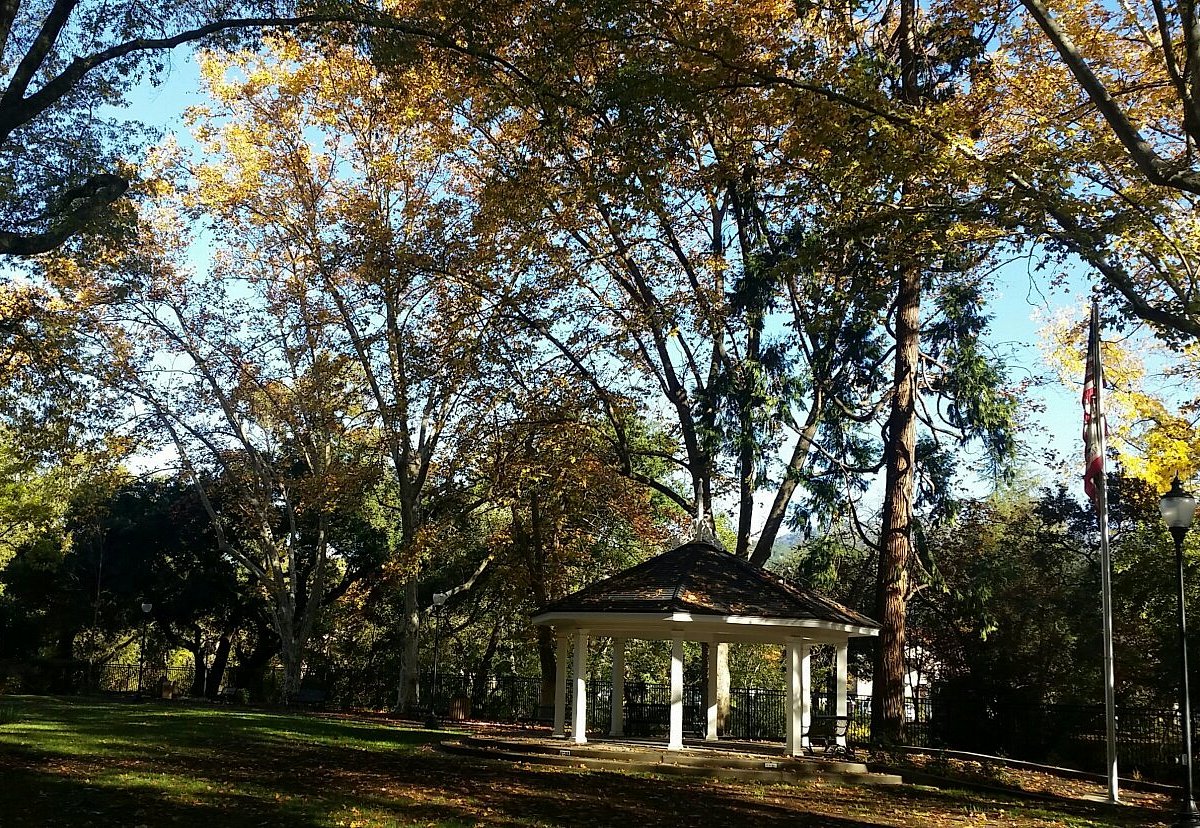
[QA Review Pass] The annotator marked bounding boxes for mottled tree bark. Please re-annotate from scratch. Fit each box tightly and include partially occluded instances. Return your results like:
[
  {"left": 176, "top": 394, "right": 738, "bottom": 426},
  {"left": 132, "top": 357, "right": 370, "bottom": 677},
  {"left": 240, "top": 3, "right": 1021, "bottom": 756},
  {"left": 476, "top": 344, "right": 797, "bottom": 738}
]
[{"left": 872, "top": 260, "right": 921, "bottom": 744}]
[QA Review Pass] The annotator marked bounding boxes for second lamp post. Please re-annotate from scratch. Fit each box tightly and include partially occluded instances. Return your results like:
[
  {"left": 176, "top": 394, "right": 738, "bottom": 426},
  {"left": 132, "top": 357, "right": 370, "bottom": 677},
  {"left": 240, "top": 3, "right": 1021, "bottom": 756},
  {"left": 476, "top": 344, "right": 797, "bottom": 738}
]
[
  {"left": 134, "top": 601, "right": 153, "bottom": 701},
  {"left": 1161, "top": 475, "right": 1200, "bottom": 828},
  {"left": 425, "top": 592, "right": 448, "bottom": 728}
]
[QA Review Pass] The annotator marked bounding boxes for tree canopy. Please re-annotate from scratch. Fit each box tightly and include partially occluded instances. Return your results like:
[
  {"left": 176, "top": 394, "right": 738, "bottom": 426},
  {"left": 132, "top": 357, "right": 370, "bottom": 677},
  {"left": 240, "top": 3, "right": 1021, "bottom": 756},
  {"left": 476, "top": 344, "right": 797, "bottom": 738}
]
[{"left": 2, "top": 0, "right": 1197, "bottom": 739}]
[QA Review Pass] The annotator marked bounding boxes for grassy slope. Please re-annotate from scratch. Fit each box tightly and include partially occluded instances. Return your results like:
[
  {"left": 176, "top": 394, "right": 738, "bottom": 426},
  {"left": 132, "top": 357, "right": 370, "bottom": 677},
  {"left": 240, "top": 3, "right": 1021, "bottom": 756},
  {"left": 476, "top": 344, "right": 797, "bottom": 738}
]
[{"left": 0, "top": 696, "right": 1174, "bottom": 827}]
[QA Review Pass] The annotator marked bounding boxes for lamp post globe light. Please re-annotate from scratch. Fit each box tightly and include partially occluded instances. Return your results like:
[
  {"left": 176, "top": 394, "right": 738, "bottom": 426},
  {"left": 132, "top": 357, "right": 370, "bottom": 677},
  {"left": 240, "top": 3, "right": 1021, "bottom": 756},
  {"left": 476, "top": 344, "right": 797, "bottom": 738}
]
[
  {"left": 135, "top": 601, "right": 153, "bottom": 701},
  {"left": 1161, "top": 476, "right": 1200, "bottom": 828}
]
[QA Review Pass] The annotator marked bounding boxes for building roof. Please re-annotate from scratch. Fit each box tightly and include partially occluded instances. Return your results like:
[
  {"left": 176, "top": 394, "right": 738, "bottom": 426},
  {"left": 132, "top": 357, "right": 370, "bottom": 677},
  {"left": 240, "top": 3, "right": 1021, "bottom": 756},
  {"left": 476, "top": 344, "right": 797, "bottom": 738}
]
[{"left": 535, "top": 541, "right": 879, "bottom": 630}]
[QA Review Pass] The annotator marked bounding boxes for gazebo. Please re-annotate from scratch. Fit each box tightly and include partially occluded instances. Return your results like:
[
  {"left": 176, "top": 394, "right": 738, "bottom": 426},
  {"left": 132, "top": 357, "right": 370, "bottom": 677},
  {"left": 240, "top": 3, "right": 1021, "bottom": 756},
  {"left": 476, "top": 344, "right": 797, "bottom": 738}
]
[{"left": 531, "top": 540, "right": 880, "bottom": 756}]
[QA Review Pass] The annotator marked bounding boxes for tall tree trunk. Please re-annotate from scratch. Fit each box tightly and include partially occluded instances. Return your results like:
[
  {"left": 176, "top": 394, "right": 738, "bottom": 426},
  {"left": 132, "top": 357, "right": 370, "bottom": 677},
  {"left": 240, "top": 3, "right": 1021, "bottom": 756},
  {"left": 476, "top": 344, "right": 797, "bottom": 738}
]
[
  {"left": 237, "top": 624, "right": 278, "bottom": 702},
  {"left": 206, "top": 632, "right": 233, "bottom": 699},
  {"left": 872, "top": 260, "right": 921, "bottom": 744},
  {"left": 869, "top": 0, "right": 925, "bottom": 749},
  {"left": 396, "top": 577, "right": 420, "bottom": 712},
  {"left": 472, "top": 620, "right": 503, "bottom": 702},
  {"left": 750, "top": 407, "right": 822, "bottom": 566},
  {"left": 271, "top": 586, "right": 304, "bottom": 703},
  {"left": 279, "top": 636, "right": 303, "bottom": 702}
]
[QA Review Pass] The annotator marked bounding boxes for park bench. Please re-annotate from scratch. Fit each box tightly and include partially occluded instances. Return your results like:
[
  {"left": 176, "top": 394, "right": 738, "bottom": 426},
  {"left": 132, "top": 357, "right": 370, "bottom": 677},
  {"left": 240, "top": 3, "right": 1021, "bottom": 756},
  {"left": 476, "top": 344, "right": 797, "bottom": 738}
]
[
  {"left": 625, "top": 701, "right": 669, "bottom": 736},
  {"left": 519, "top": 704, "right": 556, "bottom": 728},
  {"left": 293, "top": 686, "right": 328, "bottom": 708},
  {"left": 218, "top": 686, "right": 246, "bottom": 703},
  {"left": 804, "top": 715, "right": 853, "bottom": 759}
]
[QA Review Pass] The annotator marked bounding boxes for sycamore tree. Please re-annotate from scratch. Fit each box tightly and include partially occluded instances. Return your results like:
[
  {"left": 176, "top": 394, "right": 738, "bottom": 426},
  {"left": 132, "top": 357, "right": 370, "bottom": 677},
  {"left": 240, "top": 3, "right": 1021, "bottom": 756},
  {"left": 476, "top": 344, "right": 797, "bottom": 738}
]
[
  {"left": 177, "top": 38, "right": 523, "bottom": 711},
  {"left": 0, "top": 1, "right": 592, "bottom": 514},
  {"left": 0, "top": 0, "right": 290, "bottom": 256},
  {"left": 442, "top": 0, "right": 890, "bottom": 561},
  {"left": 423, "top": 2, "right": 895, "bottom": 727},
  {"left": 0, "top": 0, "right": 502, "bottom": 255},
  {"left": 86, "top": 178, "right": 379, "bottom": 699}
]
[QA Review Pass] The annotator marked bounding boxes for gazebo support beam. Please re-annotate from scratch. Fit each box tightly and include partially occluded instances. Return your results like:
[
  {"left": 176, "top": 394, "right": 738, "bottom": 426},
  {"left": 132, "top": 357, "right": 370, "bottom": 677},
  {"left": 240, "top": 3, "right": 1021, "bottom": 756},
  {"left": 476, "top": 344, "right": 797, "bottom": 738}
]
[
  {"left": 801, "top": 643, "right": 812, "bottom": 748},
  {"left": 573, "top": 629, "right": 588, "bottom": 744},
  {"left": 553, "top": 633, "right": 569, "bottom": 738},
  {"left": 786, "top": 640, "right": 800, "bottom": 755},
  {"left": 610, "top": 637, "right": 625, "bottom": 737},
  {"left": 786, "top": 639, "right": 813, "bottom": 756},
  {"left": 706, "top": 641, "right": 719, "bottom": 742},
  {"left": 669, "top": 636, "right": 684, "bottom": 751},
  {"left": 836, "top": 642, "right": 849, "bottom": 748}
]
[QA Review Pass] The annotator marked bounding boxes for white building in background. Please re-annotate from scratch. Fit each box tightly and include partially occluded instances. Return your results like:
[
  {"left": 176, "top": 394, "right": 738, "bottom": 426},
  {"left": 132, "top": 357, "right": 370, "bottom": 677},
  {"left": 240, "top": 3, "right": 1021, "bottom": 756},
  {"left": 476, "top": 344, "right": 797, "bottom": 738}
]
[{"left": 853, "top": 646, "right": 939, "bottom": 721}]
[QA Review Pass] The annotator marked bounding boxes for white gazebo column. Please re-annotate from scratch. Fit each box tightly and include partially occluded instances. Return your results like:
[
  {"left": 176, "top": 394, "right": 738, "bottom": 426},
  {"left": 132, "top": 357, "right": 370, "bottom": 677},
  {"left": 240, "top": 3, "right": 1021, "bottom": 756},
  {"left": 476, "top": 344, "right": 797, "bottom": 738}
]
[
  {"left": 706, "top": 641, "right": 719, "bottom": 742},
  {"left": 668, "top": 636, "right": 685, "bottom": 751},
  {"left": 835, "top": 641, "right": 849, "bottom": 748},
  {"left": 786, "top": 639, "right": 802, "bottom": 756},
  {"left": 573, "top": 629, "right": 589, "bottom": 744},
  {"left": 800, "top": 643, "right": 812, "bottom": 748},
  {"left": 553, "top": 633, "right": 569, "bottom": 738},
  {"left": 610, "top": 637, "right": 625, "bottom": 737}
]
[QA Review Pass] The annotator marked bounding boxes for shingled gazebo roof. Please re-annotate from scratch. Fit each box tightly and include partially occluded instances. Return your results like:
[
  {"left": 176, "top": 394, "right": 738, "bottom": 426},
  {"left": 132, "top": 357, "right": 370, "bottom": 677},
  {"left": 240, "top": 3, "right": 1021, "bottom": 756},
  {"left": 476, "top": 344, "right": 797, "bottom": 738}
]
[{"left": 532, "top": 541, "right": 879, "bottom": 643}]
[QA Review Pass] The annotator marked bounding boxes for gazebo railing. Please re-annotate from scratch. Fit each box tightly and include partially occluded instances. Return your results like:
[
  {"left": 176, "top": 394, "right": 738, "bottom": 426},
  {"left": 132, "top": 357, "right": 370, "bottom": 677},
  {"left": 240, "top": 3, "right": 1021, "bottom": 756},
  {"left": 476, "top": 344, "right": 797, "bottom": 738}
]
[{"left": 450, "top": 674, "right": 857, "bottom": 742}]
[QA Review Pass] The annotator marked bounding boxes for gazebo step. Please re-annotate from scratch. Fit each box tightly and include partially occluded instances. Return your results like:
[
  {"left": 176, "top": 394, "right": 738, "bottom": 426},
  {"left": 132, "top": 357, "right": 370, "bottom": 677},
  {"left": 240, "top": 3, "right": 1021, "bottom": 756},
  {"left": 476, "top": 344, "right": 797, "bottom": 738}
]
[
  {"left": 462, "top": 735, "right": 871, "bottom": 774},
  {"left": 443, "top": 737, "right": 902, "bottom": 787}
]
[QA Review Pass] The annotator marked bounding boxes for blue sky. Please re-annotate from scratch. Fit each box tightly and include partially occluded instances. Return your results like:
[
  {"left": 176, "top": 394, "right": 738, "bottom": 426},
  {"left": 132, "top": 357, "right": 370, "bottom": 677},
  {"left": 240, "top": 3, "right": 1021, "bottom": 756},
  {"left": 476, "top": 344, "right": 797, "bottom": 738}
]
[{"left": 986, "top": 257, "right": 1088, "bottom": 488}]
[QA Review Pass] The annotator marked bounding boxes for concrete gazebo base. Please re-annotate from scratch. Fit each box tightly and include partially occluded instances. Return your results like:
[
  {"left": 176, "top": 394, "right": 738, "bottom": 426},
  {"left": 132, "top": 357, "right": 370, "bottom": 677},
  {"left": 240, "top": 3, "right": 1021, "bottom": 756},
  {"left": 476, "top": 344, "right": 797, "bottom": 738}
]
[{"left": 440, "top": 733, "right": 903, "bottom": 786}]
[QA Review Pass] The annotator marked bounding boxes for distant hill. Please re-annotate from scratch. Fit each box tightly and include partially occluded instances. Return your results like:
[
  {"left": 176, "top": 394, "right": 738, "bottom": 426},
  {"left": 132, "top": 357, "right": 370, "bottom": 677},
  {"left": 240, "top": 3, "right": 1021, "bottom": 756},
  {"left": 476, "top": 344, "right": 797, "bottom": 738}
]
[{"left": 764, "top": 531, "right": 803, "bottom": 568}]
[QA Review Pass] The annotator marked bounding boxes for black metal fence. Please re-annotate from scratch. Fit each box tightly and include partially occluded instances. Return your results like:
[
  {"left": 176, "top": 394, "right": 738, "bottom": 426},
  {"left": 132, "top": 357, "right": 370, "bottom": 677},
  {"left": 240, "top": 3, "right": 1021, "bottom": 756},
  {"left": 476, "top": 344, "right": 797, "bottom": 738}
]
[
  {"left": 0, "top": 660, "right": 203, "bottom": 697},
  {"left": 899, "top": 695, "right": 1189, "bottom": 780},
  {"left": 91, "top": 663, "right": 195, "bottom": 695},
  {"left": 425, "top": 673, "right": 817, "bottom": 743}
]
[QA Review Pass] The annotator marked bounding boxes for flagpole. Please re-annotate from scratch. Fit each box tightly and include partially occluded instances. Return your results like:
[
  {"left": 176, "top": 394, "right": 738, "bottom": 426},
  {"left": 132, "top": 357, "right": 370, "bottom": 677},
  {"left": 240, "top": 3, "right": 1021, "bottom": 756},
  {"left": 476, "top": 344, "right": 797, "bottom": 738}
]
[
  {"left": 1089, "top": 302, "right": 1120, "bottom": 804},
  {"left": 1096, "top": 443, "right": 1120, "bottom": 803}
]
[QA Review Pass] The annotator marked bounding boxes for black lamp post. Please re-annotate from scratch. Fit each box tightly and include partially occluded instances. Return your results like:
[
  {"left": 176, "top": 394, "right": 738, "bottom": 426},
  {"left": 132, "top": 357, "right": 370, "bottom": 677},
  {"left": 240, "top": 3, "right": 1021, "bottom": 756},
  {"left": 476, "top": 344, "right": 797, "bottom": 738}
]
[
  {"left": 135, "top": 601, "right": 153, "bottom": 701},
  {"left": 425, "top": 592, "right": 448, "bottom": 728},
  {"left": 1160, "top": 476, "right": 1200, "bottom": 828}
]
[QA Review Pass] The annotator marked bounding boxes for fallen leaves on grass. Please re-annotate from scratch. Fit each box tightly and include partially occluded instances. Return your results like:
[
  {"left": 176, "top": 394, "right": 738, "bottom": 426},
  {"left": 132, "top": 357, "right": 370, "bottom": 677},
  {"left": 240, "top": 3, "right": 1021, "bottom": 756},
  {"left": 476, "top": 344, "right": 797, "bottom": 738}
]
[{"left": 885, "top": 752, "right": 1170, "bottom": 811}]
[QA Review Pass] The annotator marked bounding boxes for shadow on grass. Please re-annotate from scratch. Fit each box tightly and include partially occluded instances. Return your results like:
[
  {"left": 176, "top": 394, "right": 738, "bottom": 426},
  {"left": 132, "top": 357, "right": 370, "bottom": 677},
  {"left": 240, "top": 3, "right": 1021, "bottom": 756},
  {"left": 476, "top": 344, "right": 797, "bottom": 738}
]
[
  {"left": 0, "top": 695, "right": 1173, "bottom": 828},
  {"left": 0, "top": 752, "right": 902, "bottom": 828},
  {"left": 0, "top": 761, "right": 323, "bottom": 828}
]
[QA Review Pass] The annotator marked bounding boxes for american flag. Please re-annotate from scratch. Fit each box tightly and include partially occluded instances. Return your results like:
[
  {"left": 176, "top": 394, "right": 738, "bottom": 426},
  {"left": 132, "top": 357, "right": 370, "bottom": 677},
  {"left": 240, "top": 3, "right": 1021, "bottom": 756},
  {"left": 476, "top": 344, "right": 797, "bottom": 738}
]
[{"left": 1082, "top": 304, "right": 1106, "bottom": 506}]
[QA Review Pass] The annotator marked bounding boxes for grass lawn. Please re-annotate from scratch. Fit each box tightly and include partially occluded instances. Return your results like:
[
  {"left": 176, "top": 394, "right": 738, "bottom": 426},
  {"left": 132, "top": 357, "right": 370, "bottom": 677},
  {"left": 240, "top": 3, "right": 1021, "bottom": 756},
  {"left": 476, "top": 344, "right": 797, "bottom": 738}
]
[{"left": 0, "top": 695, "right": 1177, "bottom": 827}]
